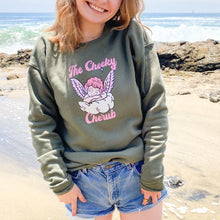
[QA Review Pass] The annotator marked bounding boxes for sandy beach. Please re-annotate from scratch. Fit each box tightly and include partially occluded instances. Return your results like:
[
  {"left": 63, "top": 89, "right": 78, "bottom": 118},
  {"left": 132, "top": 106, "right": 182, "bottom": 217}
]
[{"left": 0, "top": 62, "right": 220, "bottom": 219}]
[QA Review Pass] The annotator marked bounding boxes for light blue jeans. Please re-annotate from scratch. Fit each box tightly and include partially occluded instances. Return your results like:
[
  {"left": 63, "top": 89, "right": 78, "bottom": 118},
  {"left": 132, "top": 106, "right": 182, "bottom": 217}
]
[{"left": 66, "top": 161, "right": 167, "bottom": 219}]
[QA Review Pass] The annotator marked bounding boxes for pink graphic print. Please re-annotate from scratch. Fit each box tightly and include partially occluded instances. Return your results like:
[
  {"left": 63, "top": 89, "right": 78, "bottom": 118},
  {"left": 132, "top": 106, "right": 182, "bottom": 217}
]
[{"left": 70, "top": 70, "right": 115, "bottom": 115}]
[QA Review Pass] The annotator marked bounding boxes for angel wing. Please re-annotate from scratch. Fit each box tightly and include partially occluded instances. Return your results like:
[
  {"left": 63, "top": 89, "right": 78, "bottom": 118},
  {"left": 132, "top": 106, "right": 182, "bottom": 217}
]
[
  {"left": 103, "top": 70, "right": 115, "bottom": 94},
  {"left": 70, "top": 78, "right": 87, "bottom": 99}
]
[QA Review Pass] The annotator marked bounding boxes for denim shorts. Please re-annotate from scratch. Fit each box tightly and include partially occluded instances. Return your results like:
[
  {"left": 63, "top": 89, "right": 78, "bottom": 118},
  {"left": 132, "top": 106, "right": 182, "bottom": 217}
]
[{"left": 65, "top": 161, "right": 167, "bottom": 219}]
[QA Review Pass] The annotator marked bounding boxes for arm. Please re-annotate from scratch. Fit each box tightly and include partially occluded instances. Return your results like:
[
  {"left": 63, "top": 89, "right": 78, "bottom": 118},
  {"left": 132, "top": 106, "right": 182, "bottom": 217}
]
[
  {"left": 136, "top": 42, "right": 168, "bottom": 204},
  {"left": 27, "top": 37, "right": 74, "bottom": 195},
  {"left": 128, "top": 21, "right": 168, "bottom": 202},
  {"left": 28, "top": 65, "right": 86, "bottom": 212},
  {"left": 140, "top": 42, "right": 168, "bottom": 193},
  {"left": 83, "top": 92, "right": 107, "bottom": 103}
]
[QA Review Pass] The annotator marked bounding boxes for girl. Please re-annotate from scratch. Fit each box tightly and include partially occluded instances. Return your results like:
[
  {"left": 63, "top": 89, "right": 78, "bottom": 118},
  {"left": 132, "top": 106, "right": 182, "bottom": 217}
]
[{"left": 28, "top": 0, "right": 168, "bottom": 220}]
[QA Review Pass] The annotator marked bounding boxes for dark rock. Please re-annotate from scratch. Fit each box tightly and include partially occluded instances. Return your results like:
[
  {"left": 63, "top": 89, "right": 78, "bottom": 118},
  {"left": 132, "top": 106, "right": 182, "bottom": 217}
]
[
  {"left": 207, "top": 39, "right": 219, "bottom": 45},
  {"left": 180, "top": 41, "right": 187, "bottom": 46},
  {"left": 156, "top": 39, "right": 220, "bottom": 72},
  {"left": 209, "top": 92, "right": 220, "bottom": 103},
  {"left": 177, "top": 91, "right": 191, "bottom": 95},
  {"left": 199, "top": 93, "right": 209, "bottom": 99},
  {"left": 0, "top": 49, "right": 32, "bottom": 67},
  {"left": 7, "top": 74, "right": 20, "bottom": 80},
  {"left": 202, "top": 71, "right": 214, "bottom": 75},
  {"left": 1, "top": 39, "right": 219, "bottom": 73},
  {"left": 164, "top": 176, "right": 184, "bottom": 188}
]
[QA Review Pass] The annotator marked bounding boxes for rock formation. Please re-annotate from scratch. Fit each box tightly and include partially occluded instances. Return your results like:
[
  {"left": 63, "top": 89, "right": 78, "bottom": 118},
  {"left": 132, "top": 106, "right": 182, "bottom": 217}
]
[
  {"left": 0, "top": 40, "right": 220, "bottom": 73},
  {"left": 155, "top": 39, "right": 220, "bottom": 72},
  {"left": 0, "top": 49, "right": 32, "bottom": 68}
]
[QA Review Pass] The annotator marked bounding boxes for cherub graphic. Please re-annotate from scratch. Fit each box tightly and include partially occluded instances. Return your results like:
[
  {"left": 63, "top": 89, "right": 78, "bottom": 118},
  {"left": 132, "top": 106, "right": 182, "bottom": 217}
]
[{"left": 70, "top": 70, "right": 115, "bottom": 115}]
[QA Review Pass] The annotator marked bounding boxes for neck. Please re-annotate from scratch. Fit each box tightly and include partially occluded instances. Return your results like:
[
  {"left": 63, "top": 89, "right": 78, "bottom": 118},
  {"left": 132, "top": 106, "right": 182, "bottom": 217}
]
[{"left": 80, "top": 20, "right": 105, "bottom": 43}]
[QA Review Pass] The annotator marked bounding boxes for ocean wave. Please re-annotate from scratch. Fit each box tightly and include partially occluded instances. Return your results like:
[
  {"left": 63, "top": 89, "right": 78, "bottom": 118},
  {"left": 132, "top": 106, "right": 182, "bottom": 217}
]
[
  {"left": 1, "top": 18, "right": 34, "bottom": 22},
  {"left": 144, "top": 17, "right": 220, "bottom": 21},
  {"left": 149, "top": 24, "right": 220, "bottom": 42},
  {"left": 0, "top": 23, "right": 220, "bottom": 54},
  {"left": 0, "top": 24, "right": 50, "bottom": 54},
  {"left": 142, "top": 16, "right": 220, "bottom": 28}
]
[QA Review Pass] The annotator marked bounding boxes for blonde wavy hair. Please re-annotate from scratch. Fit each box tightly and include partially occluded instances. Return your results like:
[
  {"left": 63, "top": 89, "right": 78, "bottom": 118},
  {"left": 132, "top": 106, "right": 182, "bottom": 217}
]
[{"left": 47, "top": 0, "right": 146, "bottom": 53}]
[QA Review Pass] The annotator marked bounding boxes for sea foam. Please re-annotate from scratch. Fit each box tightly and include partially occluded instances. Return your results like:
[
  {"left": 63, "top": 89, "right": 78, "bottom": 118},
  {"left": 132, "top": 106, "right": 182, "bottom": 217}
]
[
  {"left": 0, "top": 13, "right": 220, "bottom": 54},
  {"left": 149, "top": 24, "right": 220, "bottom": 42}
]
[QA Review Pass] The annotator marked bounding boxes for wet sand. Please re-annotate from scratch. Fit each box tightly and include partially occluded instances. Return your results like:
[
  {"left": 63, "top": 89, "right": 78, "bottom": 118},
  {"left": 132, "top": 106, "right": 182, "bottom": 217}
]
[
  {"left": 164, "top": 94, "right": 220, "bottom": 219},
  {"left": 0, "top": 66, "right": 220, "bottom": 219},
  {"left": 0, "top": 158, "right": 69, "bottom": 220}
]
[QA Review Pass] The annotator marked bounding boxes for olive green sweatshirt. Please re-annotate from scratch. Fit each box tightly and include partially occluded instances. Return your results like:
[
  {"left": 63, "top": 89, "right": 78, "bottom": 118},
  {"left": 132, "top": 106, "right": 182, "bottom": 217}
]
[{"left": 28, "top": 20, "right": 168, "bottom": 195}]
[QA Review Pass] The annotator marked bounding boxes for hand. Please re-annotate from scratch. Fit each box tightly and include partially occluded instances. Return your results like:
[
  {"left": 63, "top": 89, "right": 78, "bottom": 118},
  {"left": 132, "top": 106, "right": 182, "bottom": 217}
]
[
  {"left": 56, "top": 184, "right": 87, "bottom": 216},
  {"left": 141, "top": 188, "right": 161, "bottom": 205}
]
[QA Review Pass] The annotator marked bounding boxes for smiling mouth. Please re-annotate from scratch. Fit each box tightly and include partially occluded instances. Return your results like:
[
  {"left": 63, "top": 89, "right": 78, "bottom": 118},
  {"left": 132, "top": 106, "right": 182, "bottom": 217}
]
[{"left": 86, "top": 1, "right": 107, "bottom": 13}]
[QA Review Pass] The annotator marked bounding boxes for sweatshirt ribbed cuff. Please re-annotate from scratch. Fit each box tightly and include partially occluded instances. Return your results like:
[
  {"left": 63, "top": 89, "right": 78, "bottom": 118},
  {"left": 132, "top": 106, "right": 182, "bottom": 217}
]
[
  {"left": 52, "top": 176, "right": 75, "bottom": 195},
  {"left": 140, "top": 179, "right": 164, "bottom": 192}
]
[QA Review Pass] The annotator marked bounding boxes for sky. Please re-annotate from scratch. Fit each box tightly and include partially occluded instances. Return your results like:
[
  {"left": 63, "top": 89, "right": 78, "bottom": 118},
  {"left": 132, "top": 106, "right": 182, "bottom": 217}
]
[{"left": 0, "top": 0, "right": 219, "bottom": 13}]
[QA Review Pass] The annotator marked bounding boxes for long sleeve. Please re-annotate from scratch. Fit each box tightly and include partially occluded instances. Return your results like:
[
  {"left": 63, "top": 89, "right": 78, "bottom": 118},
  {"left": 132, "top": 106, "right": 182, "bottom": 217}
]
[
  {"left": 27, "top": 37, "right": 74, "bottom": 194},
  {"left": 140, "top": 42, "right": 168, "bottom": 191},
  {"left": 129, "top": 23, "right": 168, "bottom": 191}
]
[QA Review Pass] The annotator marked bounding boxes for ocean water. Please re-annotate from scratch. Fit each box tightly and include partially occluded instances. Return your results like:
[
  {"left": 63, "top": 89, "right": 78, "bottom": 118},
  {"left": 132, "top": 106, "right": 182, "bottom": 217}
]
[{"left": 0, "top": 12, "right": 220, "bottom": 54}]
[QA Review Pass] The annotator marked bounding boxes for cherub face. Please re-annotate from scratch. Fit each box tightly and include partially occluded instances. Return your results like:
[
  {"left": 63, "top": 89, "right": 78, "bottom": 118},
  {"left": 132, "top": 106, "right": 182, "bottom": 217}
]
[{"left": 87, "top": 86, "right": 100, "bottom": 96}]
